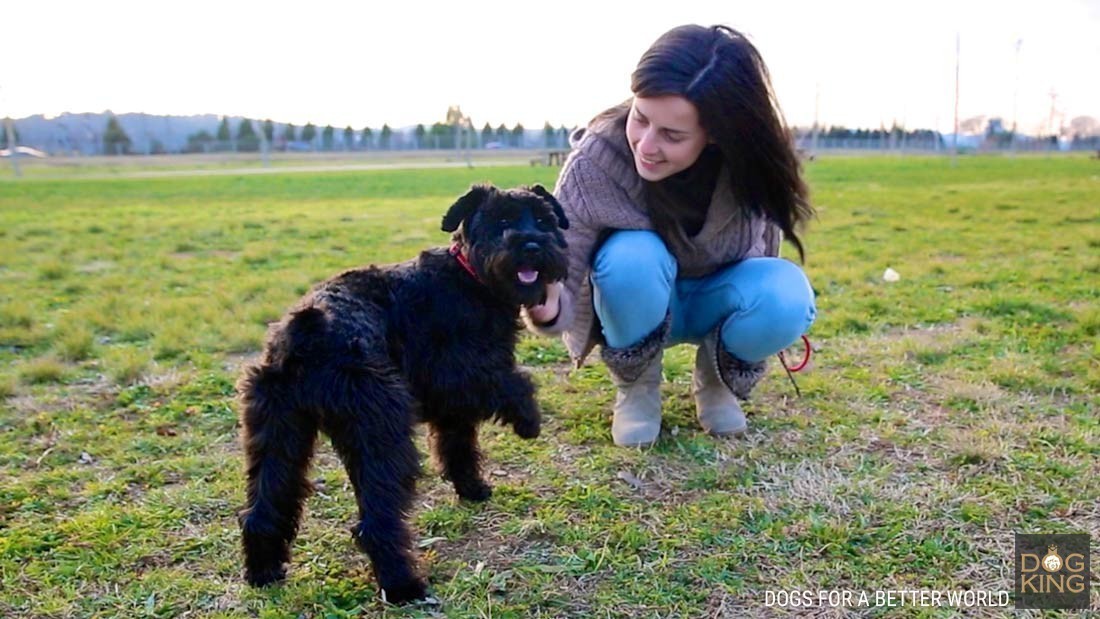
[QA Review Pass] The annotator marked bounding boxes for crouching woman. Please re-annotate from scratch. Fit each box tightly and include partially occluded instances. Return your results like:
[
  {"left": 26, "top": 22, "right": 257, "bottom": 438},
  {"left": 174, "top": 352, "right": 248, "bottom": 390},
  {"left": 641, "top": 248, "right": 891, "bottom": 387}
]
[{"left": 523, "top": 24, "right": 816, "bottom": 447}]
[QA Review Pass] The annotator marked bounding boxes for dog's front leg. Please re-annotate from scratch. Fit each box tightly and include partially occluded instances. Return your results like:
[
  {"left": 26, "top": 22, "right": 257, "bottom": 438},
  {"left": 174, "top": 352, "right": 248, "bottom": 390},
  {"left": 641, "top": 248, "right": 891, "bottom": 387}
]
[
  {"left": 496, "top": 372, "right": 541, "bottom": 439},
  {"left": 428, "top": 420, "right": 492, "bottom": 501}
]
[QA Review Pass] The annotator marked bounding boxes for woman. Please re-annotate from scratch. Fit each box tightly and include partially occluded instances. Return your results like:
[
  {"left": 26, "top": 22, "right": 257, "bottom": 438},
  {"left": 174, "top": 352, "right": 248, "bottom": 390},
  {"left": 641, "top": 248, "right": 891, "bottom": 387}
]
[{"left": 525, "top": 24, "right": 816, "bottom": 447}]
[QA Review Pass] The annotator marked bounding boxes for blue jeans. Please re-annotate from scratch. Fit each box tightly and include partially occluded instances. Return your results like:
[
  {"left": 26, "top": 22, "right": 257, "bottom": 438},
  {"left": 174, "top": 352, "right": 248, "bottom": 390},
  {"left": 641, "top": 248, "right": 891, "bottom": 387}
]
[{"left": 592, "top": 231, "right": 816, "bottom": 363}]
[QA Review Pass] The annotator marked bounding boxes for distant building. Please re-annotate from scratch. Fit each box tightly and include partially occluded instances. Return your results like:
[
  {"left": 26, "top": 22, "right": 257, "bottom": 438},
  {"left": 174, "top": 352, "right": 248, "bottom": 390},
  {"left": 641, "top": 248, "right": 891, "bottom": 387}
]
[{"left": 0, "top": 146, "right": 48, "bottom": 158}]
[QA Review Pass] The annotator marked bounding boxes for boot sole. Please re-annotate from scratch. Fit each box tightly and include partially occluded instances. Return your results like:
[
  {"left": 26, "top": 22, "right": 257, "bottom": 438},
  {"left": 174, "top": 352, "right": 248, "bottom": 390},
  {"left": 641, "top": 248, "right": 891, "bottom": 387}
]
[
  {"left": 614, "top": 439, "right": 658, "bottom": 448},
  {"left": 705, "top": 424, "right": 747, "bottom": 438}
]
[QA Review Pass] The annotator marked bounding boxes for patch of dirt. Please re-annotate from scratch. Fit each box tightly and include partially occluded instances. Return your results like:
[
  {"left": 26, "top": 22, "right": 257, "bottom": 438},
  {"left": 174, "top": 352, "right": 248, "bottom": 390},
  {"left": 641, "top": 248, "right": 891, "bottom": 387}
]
[{"left": 75, "top": 260, "right": 115, "bottom": 273}]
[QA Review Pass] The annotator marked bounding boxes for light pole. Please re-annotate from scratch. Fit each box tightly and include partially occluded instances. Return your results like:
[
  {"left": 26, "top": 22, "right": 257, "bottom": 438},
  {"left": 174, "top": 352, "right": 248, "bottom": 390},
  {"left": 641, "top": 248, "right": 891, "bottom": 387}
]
[
  {"left": 1011, "top": 39, "right": 1022, "bottom": 155},
  {"left": 1, "top": 86, "right": 21, "bottom": 177},
  {"left": 811, "top": 82, "right": 820, "bottom": 155},
  {"left": 952, "top": 33, "right": 960, "bottom": 167},
  {"left": 1047, "top": 89, "right": 1058, "bottom": 145},
  {"left": 4, "top": 117, "right": 20, "bottom": 177}
]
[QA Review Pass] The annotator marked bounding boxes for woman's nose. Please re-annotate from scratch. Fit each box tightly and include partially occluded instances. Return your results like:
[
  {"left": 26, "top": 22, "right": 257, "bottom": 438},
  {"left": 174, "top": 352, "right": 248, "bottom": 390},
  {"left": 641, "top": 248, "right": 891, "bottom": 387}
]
[{"left": 637, "top": 130, "right": 659, "bottom": 155}]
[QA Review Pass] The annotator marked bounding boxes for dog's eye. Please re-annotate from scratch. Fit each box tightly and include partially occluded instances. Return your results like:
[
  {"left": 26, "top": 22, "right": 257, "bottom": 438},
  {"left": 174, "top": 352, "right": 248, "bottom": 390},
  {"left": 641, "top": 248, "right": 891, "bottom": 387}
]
[{"left": 497, "top": 218, "right": 511, "bottom": 229}]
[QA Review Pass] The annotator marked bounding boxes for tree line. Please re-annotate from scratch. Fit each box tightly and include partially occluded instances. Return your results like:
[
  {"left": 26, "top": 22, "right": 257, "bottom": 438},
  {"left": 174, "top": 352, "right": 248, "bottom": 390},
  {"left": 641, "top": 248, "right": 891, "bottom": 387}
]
[
  {"left": 48, "top": 112, "right": 1100, "bottom": 156},
  {"left": 89, "top": 112, "right": 576, "bottom": 155}
]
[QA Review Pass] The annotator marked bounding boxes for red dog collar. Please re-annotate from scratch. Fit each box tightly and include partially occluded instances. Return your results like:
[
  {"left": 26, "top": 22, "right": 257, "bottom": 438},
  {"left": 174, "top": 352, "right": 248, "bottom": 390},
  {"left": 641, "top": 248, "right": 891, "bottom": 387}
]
[{"left": 449, "top": 244, "right": 481, "bottom": 283}]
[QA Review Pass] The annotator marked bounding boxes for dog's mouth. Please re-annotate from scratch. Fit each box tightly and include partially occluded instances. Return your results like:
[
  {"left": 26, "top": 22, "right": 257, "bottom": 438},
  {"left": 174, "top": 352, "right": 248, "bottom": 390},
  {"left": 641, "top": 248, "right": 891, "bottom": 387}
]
[{"left": 517, "top": 268, "right": 539, "bottom": 285}]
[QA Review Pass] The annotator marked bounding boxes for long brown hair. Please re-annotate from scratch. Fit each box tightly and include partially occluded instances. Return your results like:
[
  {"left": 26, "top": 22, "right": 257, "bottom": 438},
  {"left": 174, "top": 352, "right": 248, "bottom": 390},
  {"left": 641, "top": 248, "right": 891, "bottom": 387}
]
[{"left": 611, "top": 25, "right": 814, "bottom": 261}]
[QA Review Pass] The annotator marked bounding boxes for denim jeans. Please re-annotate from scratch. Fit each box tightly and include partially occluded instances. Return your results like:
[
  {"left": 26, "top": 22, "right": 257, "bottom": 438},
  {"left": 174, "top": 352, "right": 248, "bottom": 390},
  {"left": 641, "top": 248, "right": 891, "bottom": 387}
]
[{"left": 591, "top": 230, "right": 816, "bottom": 363}]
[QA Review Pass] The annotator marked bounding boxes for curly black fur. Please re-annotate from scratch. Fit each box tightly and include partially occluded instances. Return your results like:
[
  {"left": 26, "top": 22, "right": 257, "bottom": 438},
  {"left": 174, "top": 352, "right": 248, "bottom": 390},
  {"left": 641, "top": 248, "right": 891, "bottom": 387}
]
[{"left": 237, "top": 184, "right": 568, "bottom": 603}]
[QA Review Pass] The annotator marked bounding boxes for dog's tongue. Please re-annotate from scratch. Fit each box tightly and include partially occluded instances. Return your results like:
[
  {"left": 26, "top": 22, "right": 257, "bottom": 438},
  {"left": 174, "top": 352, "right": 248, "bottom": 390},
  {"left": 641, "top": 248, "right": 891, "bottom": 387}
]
[{"left": 517, "top": 268, "right": 539, "bottom": 285}]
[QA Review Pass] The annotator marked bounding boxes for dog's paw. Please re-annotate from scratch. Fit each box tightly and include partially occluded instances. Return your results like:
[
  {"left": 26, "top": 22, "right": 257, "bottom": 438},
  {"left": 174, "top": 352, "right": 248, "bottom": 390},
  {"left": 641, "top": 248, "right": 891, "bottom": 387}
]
[
  {"left": 245, "top": 564, "right": 287, "bottom": 587},
  {"left": 381, "top": 578, "right": 430, "bottom": 604},
  {"left": 455, "top": 479, "right": 492, "bottom": 502},
  {"left": 512, "top": 417, "right": 541, "bottom": 439}
]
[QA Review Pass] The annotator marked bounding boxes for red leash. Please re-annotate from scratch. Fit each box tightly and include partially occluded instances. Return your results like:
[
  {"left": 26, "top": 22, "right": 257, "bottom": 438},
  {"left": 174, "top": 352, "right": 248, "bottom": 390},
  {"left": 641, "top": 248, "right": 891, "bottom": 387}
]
[
  {"left": 778, "top": 334, "right": 812, "bottom": 373},
  {"left": 777, "top": 334, "right": 812, "bottom": 397}
]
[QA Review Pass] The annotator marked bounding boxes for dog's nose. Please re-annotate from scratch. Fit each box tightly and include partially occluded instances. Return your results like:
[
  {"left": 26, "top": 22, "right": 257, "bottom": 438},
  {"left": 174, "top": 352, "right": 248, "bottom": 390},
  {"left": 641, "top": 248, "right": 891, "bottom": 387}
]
[{"left": 522, "top": 242, "right": 540, "bottom": 256}]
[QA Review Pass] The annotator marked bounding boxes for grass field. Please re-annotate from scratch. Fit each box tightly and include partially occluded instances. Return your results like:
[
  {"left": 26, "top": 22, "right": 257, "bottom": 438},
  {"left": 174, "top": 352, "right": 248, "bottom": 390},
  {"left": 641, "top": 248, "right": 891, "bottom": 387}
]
[{"left": 1, "top": 155, "right": 1097, "bottom": 618}]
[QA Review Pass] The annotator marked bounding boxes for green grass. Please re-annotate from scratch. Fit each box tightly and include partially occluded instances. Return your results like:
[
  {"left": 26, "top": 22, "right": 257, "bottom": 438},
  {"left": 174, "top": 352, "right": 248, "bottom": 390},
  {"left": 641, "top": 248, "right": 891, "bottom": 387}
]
[{"left": 1, "top": 155, "right": 1098, "bottom": 617}]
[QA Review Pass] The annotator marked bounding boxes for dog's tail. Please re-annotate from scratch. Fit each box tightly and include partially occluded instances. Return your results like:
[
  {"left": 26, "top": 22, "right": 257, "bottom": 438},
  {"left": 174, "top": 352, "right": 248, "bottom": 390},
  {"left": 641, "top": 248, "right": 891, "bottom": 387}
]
[{"left": 237, "top": 355, "right": 319, "bottom": 586}]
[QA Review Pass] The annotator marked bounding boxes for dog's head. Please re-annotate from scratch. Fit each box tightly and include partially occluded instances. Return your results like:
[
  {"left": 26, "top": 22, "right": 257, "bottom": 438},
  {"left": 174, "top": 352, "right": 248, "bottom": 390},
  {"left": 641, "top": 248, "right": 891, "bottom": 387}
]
[{"left": 441, "top": 184, "right": 569, "bottom": 307}]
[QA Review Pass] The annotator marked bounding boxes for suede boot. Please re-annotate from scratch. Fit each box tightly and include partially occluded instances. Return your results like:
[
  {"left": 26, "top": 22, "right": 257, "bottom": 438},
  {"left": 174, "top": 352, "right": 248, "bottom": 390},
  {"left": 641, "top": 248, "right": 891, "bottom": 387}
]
[
  {"left": 608, "top": 353, "right": 663, "bottom": 447},
  {"left": 693, "top": 331, "right": 748, "bottom": 437},
  {"left": 600, "top": 315, "right": 670, "bottom": 447}
]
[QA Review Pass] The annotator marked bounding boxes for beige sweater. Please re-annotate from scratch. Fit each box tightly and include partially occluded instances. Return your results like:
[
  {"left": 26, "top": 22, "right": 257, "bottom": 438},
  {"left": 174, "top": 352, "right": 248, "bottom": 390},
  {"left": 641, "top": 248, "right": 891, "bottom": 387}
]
[{"left": 524, "top": 118, "right": 780, "bottom": 367}]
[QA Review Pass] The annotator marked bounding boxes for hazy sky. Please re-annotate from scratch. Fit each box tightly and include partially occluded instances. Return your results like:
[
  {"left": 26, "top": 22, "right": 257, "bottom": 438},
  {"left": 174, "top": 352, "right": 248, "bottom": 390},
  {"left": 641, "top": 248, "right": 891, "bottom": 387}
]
[{"left": 4, "top": 0, "right": 1098, "bottom": 133}]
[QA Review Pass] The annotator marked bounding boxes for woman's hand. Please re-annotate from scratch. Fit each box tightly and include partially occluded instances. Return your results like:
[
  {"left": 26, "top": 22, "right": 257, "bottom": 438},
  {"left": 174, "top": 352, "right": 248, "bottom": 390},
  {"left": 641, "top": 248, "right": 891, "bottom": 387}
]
[{"left": 525, "top": 281, "right": 563, "bottom": 324}]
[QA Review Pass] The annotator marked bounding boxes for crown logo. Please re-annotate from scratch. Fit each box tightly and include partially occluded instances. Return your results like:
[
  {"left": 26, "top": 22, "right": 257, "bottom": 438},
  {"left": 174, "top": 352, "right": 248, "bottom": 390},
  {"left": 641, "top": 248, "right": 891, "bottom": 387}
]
[{"left": 1041, "top": 544, "right": 1063, "bottom": 572}]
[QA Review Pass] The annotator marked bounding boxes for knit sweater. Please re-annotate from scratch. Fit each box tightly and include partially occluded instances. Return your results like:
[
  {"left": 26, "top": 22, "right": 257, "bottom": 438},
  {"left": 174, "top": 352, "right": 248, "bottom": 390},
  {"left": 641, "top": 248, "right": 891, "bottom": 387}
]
[{"left": 523, "top": 116, "right": 781, "bottom": 367}]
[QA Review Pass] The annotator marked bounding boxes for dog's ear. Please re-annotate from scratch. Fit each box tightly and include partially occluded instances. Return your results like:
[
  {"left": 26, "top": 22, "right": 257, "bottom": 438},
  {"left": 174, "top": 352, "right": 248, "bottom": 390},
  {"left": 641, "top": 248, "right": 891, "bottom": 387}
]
[
  {"left": 442, "top": 184, "right": 493, "bottom": 233},
  {"left": 529, "top": 184, "right": 569, "bottom": 230}
]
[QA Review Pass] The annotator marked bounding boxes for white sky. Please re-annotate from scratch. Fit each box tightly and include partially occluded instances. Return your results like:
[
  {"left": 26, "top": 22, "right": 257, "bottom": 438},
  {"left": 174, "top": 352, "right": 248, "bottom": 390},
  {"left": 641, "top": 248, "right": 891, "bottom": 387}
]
[{"left": 4, "top": 0, "right": 1098, "bottom": 134}]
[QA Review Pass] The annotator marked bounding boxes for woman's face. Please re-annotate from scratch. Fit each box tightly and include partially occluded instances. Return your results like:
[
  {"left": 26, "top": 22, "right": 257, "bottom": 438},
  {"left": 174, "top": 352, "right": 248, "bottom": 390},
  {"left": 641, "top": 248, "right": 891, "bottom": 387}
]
[{"left": 626, "top": 95, "right": 709, "bottom": 182}]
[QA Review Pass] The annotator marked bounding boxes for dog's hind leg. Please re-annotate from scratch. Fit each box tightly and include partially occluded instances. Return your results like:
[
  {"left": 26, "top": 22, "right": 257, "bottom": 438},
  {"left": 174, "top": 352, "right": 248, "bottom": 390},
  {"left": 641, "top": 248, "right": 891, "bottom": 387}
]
[
  {"left": 428, "top": 419, "right": 491, "bottom": 501},
  {"left": 322, "top": 362, "right": 427, "bottom": 604},
  {"left": 237, "top": 366, "right": 318, "bottom": 586}
]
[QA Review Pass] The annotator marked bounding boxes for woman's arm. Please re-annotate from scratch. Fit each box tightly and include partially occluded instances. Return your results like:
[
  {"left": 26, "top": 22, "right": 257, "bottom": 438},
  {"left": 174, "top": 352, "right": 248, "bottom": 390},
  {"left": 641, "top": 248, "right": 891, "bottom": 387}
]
[
  {"left": 524, "top": 281, "right": 563, "bottom": 324},
  {"left": 519, "top": 155, "right": 608, "bottom": 336}
]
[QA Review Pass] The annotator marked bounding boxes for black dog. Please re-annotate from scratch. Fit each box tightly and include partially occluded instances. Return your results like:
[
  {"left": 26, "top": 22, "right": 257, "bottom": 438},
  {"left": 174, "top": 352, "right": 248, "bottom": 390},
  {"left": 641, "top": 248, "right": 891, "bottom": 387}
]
[{"left": 236, "top": 184, "right": 568, "bottom": 603}]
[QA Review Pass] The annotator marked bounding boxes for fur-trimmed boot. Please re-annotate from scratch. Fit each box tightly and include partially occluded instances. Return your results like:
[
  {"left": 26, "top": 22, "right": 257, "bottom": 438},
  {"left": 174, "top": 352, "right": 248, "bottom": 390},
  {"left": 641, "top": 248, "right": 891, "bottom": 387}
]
[
  {"left": 600, "top": 316, "right": 670, "bottom": 447},
  {"left": 694, "top": 329, "right": 768, "bottom": 436},
  {"left": 694, "top": 331, "right": 747, "bottom": 436}
]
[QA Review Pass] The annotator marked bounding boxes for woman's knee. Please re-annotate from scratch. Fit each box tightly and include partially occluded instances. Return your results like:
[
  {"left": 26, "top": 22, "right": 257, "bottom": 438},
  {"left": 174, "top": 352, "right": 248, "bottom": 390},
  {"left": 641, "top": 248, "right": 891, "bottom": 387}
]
[
  {"left": 591, "top": 231, "right": 677, "bottom": 347},
  {"left": 755, "top": 259, "right": 816, "bottom": 327},
  {"left": 592, "top": 231, "right": 677, "bottom": 294},
  {"left": 720, "top": 259, "right": 816, "bottom": 361}
]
